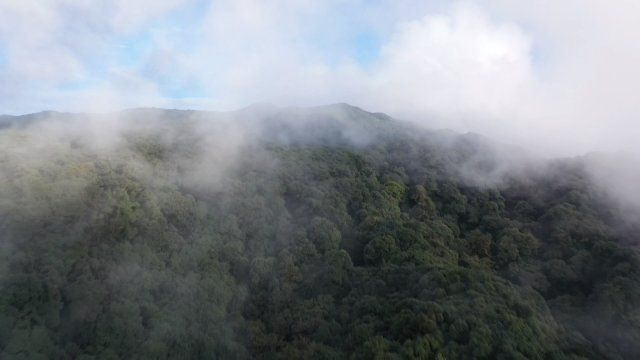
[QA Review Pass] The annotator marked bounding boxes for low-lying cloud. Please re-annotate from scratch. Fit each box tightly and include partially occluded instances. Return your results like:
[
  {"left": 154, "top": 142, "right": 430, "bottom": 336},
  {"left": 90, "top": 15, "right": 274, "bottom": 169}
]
[{"left": 1, "top": 1, "right": 640, "bottom": 159}]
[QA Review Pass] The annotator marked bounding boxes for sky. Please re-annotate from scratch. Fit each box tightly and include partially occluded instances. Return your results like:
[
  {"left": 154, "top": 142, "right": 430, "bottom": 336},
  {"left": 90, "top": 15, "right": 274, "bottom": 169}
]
[{"left": 1, "top": 0, "right": 640, "bottom": 156}]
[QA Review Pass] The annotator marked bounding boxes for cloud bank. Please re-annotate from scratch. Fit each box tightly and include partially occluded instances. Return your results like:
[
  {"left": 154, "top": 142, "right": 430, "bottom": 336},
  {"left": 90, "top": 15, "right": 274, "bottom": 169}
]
[{"left": 1, "top": 0, "right": 639, "bottom": 157}]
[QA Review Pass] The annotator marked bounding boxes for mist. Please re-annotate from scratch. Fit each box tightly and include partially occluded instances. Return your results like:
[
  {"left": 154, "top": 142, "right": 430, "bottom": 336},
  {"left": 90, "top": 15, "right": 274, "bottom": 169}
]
[
  {"left": 2, "top": 1, "right": 640, "bottom": 359},
  {"left": 3, "top": 0, "right": 640, "bottom": 210},
  {"left": 2, "top": 1, "right": 640, "bottom": 157}
]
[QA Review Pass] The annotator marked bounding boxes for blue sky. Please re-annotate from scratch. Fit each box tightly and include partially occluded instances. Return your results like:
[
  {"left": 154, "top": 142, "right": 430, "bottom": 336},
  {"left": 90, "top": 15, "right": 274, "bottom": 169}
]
[
  {"left": 1, "top": 0, "right": 640, "bottom": 156},
  {"left": 0, "top": 1, "right": 493, "bottom": 113},
  {"left": 2, "top": 0, "right": 469, "bottom": 114}
]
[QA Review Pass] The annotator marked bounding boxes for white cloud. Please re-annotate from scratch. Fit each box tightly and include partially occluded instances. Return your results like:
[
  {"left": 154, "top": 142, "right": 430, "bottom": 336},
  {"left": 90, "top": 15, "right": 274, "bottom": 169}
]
[
  {"left": 1, "top": 0, "right": 640, "bottom": 158},
  {"left": 366, "top": 3, "right": 533, "bottom": 125},
  {"left": 0, "top": 0, "right": 194, "bottom": 113}
]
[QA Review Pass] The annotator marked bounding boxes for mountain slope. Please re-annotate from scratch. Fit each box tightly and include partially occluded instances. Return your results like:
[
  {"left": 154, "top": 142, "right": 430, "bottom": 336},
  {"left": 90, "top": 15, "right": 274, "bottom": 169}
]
[{"left": 0, "top": 105, "right": 638, "bottom": 359}]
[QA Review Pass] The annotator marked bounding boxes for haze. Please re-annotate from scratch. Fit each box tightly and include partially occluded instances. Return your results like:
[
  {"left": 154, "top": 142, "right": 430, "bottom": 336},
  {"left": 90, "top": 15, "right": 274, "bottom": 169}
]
[
  {"left": 1, "top": 0, "right": 639, "bottom": 157},
  {"left": 3, "top": 2, "right": 640, "bottom": 358}
]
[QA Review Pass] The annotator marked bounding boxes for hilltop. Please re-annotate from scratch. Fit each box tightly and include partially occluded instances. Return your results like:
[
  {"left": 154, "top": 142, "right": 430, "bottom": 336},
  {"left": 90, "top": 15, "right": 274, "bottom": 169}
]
[{"left": 0, "top": 104, "right": 638, "bottom": 359}]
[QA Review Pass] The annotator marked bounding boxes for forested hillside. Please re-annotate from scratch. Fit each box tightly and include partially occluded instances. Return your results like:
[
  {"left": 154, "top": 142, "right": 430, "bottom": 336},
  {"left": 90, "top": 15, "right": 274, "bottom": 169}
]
[{"left": 0, "top": 104, "right": 638, "bottom": 359}]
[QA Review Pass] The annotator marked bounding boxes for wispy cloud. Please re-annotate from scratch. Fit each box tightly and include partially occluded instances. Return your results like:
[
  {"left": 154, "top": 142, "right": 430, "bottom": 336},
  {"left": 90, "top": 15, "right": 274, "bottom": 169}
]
[{"left": 1, "top": 0, "right": 639, "bottom": 157}]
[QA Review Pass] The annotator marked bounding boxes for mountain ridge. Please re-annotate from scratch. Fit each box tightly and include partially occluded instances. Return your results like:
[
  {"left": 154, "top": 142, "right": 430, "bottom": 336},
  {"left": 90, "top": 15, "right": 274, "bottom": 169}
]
[{"left": 0, "top": 103, "right": 639, "bottom": 358}]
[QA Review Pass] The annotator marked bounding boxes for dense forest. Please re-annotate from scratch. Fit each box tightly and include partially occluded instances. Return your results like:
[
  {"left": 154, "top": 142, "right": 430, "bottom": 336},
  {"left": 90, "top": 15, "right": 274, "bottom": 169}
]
[{"left": 0, "top": 104, "right": 639, "bottom": 359}]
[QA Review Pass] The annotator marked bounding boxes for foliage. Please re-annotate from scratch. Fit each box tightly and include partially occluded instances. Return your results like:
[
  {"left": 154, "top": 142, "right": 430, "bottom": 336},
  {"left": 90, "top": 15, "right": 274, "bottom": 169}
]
[{"left": 0, "top": 107, "right": 639, "bottom": 359}]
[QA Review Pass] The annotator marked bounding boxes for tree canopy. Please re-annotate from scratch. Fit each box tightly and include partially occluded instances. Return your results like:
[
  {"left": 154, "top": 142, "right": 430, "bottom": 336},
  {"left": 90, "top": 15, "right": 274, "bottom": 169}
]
[{"left": 0, "top": 105, "right": 638, "bottom": 359}]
